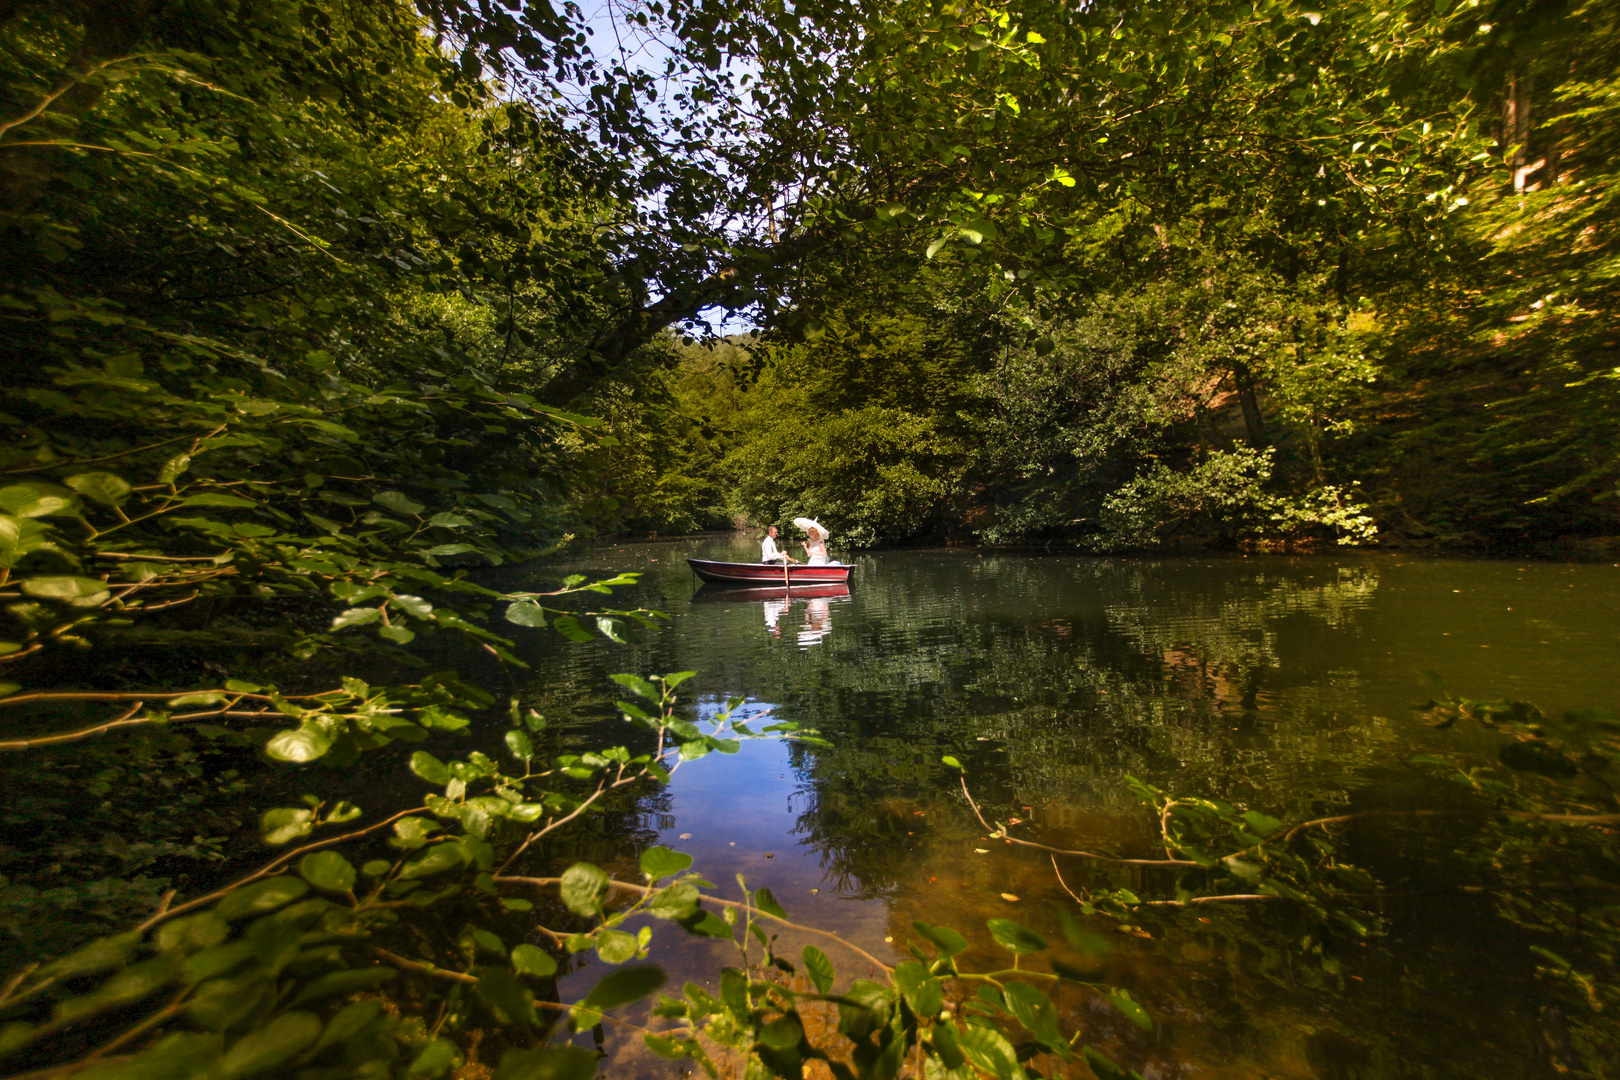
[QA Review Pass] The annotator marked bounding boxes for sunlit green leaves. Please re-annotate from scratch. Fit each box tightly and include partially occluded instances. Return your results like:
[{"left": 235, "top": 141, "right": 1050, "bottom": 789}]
[
  {"left": 264, "top": 724, "right": 332, "bottom": 763},
  {"left": 559, "top": 862, "right": 609, "bottom": 916},
  {"left": 912, "top": 920, "right": 968, "bottom": 958},
  {"left": 20, "top": 575, "right": 110, "bottom": 606},
  {"left": 504, "top": 600, "right": 548, "bottom": 627},
  {"left": 511, "top": 943, "right": 558, "bottom": 978},
  {"left": 297, "top": 851, "right": 355, "bottom": 893},
  {"left": 641, "top": 846, "right": 693, "bottom": 882},
  {"left": 64, "top": 472, "right": 132, "bottom": 506},
  {"left": 259, "top": 807, "right": 314, "bottom": 845},
  {"left": 0, "top": 483, "right": 80, "bottom": 518},
  {"left": 894, "top": 960, "right": 942, "bottom": 1018},
  {"left": 802, "top": 945, "right": 835, "bottom": 994},
  {"left": 410, "top": 751, "right": 452, "bottom": 785},
  {"left": 213, "top": 876, "right": 308, "bottom": 920}
]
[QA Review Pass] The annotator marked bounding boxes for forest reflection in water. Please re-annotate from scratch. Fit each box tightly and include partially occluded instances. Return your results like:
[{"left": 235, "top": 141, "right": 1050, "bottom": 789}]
[{"left": 514, "top": 536, "right": 1619, "bottom": 1080}]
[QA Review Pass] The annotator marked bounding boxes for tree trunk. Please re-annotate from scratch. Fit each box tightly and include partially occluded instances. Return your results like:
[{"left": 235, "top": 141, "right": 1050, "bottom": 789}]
[{"left": 1230, "top": 360, "right": 1267, "bottom": 446}]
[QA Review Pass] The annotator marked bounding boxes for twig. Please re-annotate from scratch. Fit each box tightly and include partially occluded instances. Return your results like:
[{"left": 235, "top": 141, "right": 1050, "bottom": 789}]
[
  {"left": 0, "top": 689, "right": 318, "bottom": 709},
  {"left": 372, "top": 948, "right": 661, "bottom": 1036},
  {"left": 135, "top": 807, "right": 421, "bottom": 933},
  {"left": 1141, "top": 895, "right": 1279, "bottom": 906},
  {"left": 959, "top": 777, "right": 1194, "bottom": 867},
  {"left": 0, "top": 702, "right": 144, "bottom": 750},
  {"left": 1050, "top": 855, "right": 1084, "bottom": 905},
  {"left": 0, "top": 424, "right": 225, "bottom": 476},
  {"left": 494, "top": 876, "right": 894, "bottom": 975}
]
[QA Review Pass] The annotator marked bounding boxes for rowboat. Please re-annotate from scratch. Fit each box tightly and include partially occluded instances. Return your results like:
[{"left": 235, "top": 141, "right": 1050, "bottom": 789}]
[{"left": 685, "top": 558, "right": 853, "bottom": 586}]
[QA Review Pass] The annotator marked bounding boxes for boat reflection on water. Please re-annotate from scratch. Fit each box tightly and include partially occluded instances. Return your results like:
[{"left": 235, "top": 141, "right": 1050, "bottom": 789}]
[{"left": 690, "top": 582, "right": 852, "bottom": 647}]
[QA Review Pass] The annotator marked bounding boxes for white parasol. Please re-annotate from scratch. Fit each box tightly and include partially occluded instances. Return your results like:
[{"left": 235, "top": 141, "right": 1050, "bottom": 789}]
[{"left": 792, "top": 516, "right": 829, "bottom": 541}]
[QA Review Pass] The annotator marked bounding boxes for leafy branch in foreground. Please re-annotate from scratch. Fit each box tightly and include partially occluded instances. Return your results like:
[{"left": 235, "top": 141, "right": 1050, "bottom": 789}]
[{"left": 0, "top": 674, "right": 1161, "bottom": 1080}]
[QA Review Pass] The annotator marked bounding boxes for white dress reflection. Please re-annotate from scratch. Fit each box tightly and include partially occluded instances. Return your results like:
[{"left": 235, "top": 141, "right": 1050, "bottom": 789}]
[
  {"left": 796, "top": 596, "right": 832, "bottom": 648},
  {"left": 762, "top": 596, "right": 788, "bottom": 636}
]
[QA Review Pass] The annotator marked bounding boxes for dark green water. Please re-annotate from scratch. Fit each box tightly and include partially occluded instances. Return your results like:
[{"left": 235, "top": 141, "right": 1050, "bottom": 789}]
[{"left": 518, "top": 536, "right": 1619, "bottom": 1080}]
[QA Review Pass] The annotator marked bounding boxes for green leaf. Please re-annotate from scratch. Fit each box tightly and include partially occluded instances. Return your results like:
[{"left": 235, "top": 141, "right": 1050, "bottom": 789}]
[
  {"left": 1004, "top": 981, "right": 1065, "bottom": 1056},
  {"left": 609, "top": 673, "right": 659, "bottom": 701},
  {"left": 408, "top": 1038, "right": 464, "bottom": 1078},
  {"left": 478, "top": 965, "right": 535, "bottom": 1025},
  {"left": 21, "top": 575, "right": 110, "bottom": 606},
  {"left": 0, "top": 482, "right": 80, "bottom": 518},
  {"left": 640, "top": 846, "right": 693, "bottom": 882},
  {"left": 214, "top": 876, "right": 309, "bottom": 920},
  {"left": 596, "top": 928, "right": 640, "bottom": 964},
  {"left": 298, "top": 851, "right": 356, "bottom": 893},
  {"left": 374, "top": 491, "right": 426, "bottom": 516},
  {"left": 428, "top": 512, "right": 477, "bottom": 527},
  {"left": 86, "top": 1031, "right": 223, "bottom": 1079},
  {"left": 286, "top": 967, "right": 396, "bottom": 1006},
  {"left": 646, "top": 883, "right": 700, "bottom": 921},
  {"left": 752, "top": 886, "right": 787, "bottom": 920},
  {"left": 1102, "top": 987, "right": 1152, "bottom": 1030},
  {"left": 677, "top": 909, "right": 732, "bottom": 938},
  {"left": 259, "top": 807, "right": 314, "bottom": 845},
  {"left": 426, "top": 543, "right": 478, "bottom": 557},
  {"left": 504, "top": 730, "right": 534, "bottom": 759},
  {"left": 802, "top": 945, "right": 834, "bottom": 994},
  {"left": 400, "top": 844, "right": 466, "bottom": 880},
  {"left": 560, "top": 862, "right": 609, "bottom": 916},
  {"left": 64, "top": 471, "right": 132, "bottom": 507},
  {"left": 331, "top": 607, "right": 382, "bottom": 629},
  {"left": 912, "top": 920, "right": 968, "bottom": 959},
  {"left": 493, "top": 1046, "right": 600, "bottom": 1080},
  {"left": 987, "top": 917, "right": 1047, "bottom": 954},
  {"left": 505, "top": 600, "right": 548, "bottom": 627},
  {"left": 931, "top": 1017, "right": 965, "bottom": 1068},
  {"left": 39, "top": 930, "right": 141, "bottom": 978},
  {"left": 941, "top": 755, "right": 963, "bottom": 770},
  {"left": 512, "top": 943, "right": 558, "bottom": 978},
  {"left": 379, "top": 624, "right": 417, "bottom": 644},
  {"left": 158, "top": 453, "right": 192, "bottom": 485},
  {"left": 662, "top": 671, "right": 697, "bottom": 689},
  {"left": 410, "top": 751, "right": 452, "bottom": 785},
  {"left": 180, "top": 493, "right": 257, "bottom": 508},
  {"left": 1083, "top": 1046, "right": 1142, "bottom": 1080},
  {"left": 957, "top": 1022, "right": 1022, "bottom": 1080},
  {"left": 894, "top": 960, "right": 942, "bottom": 1018},
  {"left": 265, "top": 724, "right": 332, "bottom": 763},
  {"left": 389, "top": 817, "right": 441, "bottom": 850},
  {"left": 551, "top": 614, "right": 594, "bottom": 642},
  {"left": 581, "top": 965, "right": 667, "bottom": 1011}
]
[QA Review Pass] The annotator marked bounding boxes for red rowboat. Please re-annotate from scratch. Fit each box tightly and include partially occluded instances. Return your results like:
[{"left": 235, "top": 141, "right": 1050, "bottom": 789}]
[{"left": 685, "top": 558, "right": 853, "bottom": 586}]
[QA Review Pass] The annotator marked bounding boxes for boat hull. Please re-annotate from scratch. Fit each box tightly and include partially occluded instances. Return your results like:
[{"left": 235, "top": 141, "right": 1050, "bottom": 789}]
[{"left": 686, "top": 558, "right": 853, "bottom": 585}]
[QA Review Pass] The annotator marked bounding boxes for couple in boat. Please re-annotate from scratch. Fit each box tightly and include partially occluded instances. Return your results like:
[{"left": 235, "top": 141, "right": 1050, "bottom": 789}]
[{"left": 761, "top": 518, "right": 838, "bottom": 566}]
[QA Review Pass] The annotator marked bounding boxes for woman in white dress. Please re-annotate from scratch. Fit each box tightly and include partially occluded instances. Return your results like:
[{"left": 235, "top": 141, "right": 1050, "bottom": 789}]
[{"left": 801, "top": 522, "right": 830, "bottom": 565}]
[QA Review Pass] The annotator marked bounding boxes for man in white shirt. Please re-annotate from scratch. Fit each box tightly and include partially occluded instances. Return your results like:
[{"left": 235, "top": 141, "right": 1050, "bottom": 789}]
[{"left": 761, "top": 525, "right": 796, "bottom": 564}]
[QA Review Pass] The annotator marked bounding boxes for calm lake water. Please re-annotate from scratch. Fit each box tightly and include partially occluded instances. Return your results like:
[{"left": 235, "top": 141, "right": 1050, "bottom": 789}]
[{"left": 512, "top": 536, "right": 1619, "bottom": 1080}]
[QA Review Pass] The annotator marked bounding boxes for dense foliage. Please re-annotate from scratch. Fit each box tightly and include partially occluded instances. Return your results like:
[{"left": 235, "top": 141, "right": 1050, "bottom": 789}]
[{"left": 2, "top": 0, "right": 1618, "bottom": 1078}]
